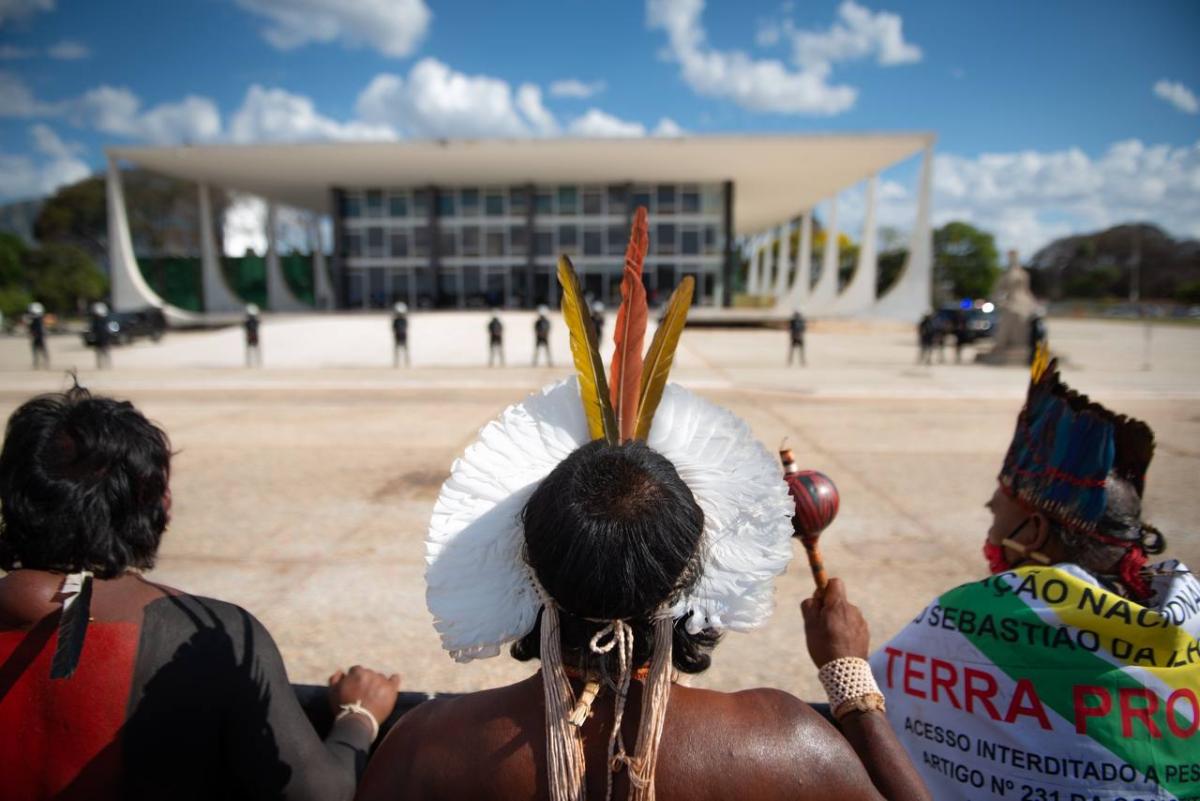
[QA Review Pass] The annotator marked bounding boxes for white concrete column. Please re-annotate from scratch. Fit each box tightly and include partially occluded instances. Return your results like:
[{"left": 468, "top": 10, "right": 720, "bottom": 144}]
[
  {"left": 308, "top": 214, "right": 335, "bottom": 310},
  {"left": 807, "top": 196, "right": 840, "bottom": 314},
  {"left": 265, "top": 202, "right": 308, "bottom": 312},
  {"left": 771, "top": 221, "right": 792, "bottom": 298},
  {"left": 745, "top": 235, "right": 761, "bottom": 295},
  {"left": 831, "top": 175, "right": 879, "bottom": 315},
  {"left": 784, "top": 211, "right": 813, "bottom": 311},
  {"left": 198, "top": 183, "right": 243, "bottom": 313},
  {"left": 874, "top": 142, "right": 935, "bottom": 319},
  {"left": 106, "top": 156, "right": 195, "bottom": 323}
]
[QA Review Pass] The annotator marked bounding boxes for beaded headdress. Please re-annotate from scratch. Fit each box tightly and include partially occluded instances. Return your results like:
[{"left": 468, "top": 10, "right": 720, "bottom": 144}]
[{"left": 426, "top": 209, "right": 793, "bottom": 801}]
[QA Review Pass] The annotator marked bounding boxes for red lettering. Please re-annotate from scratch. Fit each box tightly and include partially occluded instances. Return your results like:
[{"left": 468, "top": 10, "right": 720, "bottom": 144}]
[
  {"left": 1004, "top": 678, "right": 1052, "bottom": 730},
  {"left": 903, "top": 652, "right": 927, "bottom": 699},
  {"left": 963, "top": 667, "right": 1001, "bottom": 720},
  {"left": 1074, "top": 685, "right": 1112, "bottom": 735},
  {"left": 883, "top": 647, "right": 903, "bottom": 689},
  {"left": 930, "top": 658, "right": 961, "bottom": 709},
  {"left": 1120, "top": 688, "right": 1162, "bottom": 738},
  {"left": 1165, "top": 689, "right": 1200, "bottom": 738}
]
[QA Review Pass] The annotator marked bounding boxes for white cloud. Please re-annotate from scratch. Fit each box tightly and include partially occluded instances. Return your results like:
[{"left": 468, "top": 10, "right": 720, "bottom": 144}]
[
  {"left": 230, "top": 84, "right": 395, "bottom": 142},
  {"left": 652, "top": 117, "right": 686, "bottom": 136},
  {"left": 75, "top": 86, "right": 222, "bottom": 144},
  {"left": 790, "top": 0, "right": 921, "bottom": 68},
  {"left": 647, "top": 0, "right": 857, "bottom": 115},
  {"left": 236, "top": 0, "right": 430, "bottom": 58},
  {"left": 1153, "top": 79, "right": 1198, "bottom": 115},
  {"left": 516, "top": 83, "right": 559, "bottom": 135},
  {"left": 356, "top": 57, "right": 558, "bottom": 138},
  {"left": 567, "top": 108, "right": 647, "bottom": 138},
  {"left": 0, "top": 70, "right": 58, "bottom": 115},
  {"left": 0, "top": 0, "right": 54, "bottom": 26},
  {"left": 0, "top": 123, "right": 89, "bottom": 201},
  {"left": 0, "top": 44, "right": 33, "bottom": 59},
  {"left": 47, "top": 39, "right": 89, "bottom": 59},
  {"left": 548, "top": 79, "right": 606, "bottom": 99}
]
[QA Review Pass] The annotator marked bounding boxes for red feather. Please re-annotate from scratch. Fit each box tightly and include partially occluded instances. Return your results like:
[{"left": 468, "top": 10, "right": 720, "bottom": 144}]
[{"left": 609, "top": 207, "right": 649, "bottom": 442}]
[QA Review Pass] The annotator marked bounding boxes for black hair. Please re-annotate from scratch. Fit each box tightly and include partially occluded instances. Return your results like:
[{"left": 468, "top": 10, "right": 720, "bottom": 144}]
[
  {"left": 0, "top": 385, "right": 172, "bottom": 578},
  {"left": 511, "top": 439, "right": 720, "bottom": 675}
]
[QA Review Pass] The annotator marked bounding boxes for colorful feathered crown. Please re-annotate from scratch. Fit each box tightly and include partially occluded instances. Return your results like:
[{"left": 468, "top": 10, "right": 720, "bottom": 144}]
[
  {"left": 998, "top": 347, "right": 1156, "bottom": 534},
  {"left": 556, "top": 206, "right": 693, "bottom": 444}
]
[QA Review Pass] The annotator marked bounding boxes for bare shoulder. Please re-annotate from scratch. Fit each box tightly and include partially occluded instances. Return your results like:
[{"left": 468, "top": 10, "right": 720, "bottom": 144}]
[{"left": 661, "top": 685, "right": 883, "bottom": 801}]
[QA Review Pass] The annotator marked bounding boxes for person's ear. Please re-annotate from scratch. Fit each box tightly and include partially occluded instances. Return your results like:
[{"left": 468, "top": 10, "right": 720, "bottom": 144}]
[{"left": 1026, "top": 512, "right": 1051, "bottom": 551}]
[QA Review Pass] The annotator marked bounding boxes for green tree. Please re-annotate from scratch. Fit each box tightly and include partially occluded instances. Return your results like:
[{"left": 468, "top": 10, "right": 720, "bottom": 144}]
[
  {"left": 0, "top": 232, "right": 27, "bottom": 288},
  {"left": 934, "top": 221, "right": 1001, "bottom": 299},
  {"left": 26, "top": 243, "right": 107, "bottom": 314}
]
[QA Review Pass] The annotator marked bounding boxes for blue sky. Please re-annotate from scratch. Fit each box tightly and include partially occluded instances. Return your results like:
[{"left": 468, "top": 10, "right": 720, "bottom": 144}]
[{"left": 1, "top": 0, "right": 1198, "bottom": 253}]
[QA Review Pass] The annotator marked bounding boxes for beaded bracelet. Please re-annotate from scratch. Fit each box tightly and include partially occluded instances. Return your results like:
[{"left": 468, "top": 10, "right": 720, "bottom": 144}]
[{"left": 817, "top": 657, "right": 886, "bottom": 721}]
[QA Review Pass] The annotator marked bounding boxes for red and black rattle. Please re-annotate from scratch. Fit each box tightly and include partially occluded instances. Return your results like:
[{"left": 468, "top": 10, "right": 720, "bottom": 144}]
[{"left": 780, "top": 443, "right": 840, "bottom": 593}]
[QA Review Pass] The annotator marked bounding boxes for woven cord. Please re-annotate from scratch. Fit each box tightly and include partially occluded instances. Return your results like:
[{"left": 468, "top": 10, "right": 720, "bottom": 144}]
[{"left": 542, "top": 603, "right": 587, "bottom": 801}]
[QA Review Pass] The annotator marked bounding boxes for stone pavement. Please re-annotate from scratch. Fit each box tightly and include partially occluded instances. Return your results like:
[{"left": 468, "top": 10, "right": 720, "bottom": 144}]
[{"left": 1, "top": 314, "right": 1197, "bottom": 700}]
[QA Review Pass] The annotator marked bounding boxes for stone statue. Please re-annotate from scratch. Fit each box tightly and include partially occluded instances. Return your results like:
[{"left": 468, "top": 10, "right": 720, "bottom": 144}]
[{"left": 979, "top": 250, "right": 1042, "bottom": 365}]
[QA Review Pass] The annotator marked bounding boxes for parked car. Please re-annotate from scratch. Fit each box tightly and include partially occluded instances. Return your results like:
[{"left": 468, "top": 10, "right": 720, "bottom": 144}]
[
  {"left": 934, "top": 306, "right": 996, "bottom": 343},
  {"left": 81, "top": 307, "right": 167, "bottom": 346}
]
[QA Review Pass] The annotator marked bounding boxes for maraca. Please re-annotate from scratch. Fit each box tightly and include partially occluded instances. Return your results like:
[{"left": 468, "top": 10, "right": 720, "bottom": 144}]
[{"left": 780, "top": 444, "right": 840, "bottom": 592}]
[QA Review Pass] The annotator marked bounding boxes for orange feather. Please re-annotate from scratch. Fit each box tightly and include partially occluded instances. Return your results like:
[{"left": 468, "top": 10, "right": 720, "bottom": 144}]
[{"left": 609, "top": 207, "right": 650, "bottom": 442}]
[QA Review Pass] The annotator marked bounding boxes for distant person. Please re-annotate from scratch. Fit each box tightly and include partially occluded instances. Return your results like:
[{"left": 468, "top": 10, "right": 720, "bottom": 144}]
[
  {"left": 243, "top": 304, "right": 261, "bottom": 368},
  {"left": 533, "top": 305, "right": 552, "bottom": 367},
  {"left": 788, "top": 310, "right": 807, "bottom": 366},
  {"left": 952, "top": 309, "right": 969, "bottom": 364},
  {"left": 917, "top": 313, "right": 934, "bottom": 365},
  {"left": 487, "top": 310, "right": 504, "bottom": 367},
  {"left": 392, "top": 302, "right": 410, "bottom": 368},
  {"left": 0, "top": 385, "right": 401, "bottom": 800},
  {"left": 590, "top": 301, "right": 605, "bottom": 342},
  {"left": 27, "top": 302, "right": 49, "bottom": 370},
  {"left": 1028, "top": 313, "right": 1047, "bottom": 365},
  {"left": 90, "top": 302, "right": 112, "bottom": 370}
]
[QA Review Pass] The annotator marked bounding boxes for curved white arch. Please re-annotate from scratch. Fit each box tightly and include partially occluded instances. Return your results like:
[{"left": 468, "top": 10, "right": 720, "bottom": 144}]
[
  {"left": 782, "top": 212, "right": 812, "bottom": 312},
  {"left": 106, "top": 156, "right": 200, "bottom": 325},
  {"left": 830, "top": 175, "right": 879, "bottom": 316},
  {"left": 873, "top": 145, "right": 933, "bottom": 320},
  {"left": 265, "top": 202, "right": 310, "bottom": 312},
  {"left": 308, "top": 215, "right": 335, "bottom": 310},
  {"left": 198, "top": 183, "right": 244, "bottom": 313},
  {"left": 806, "top": 195, "right": 839, "bottom": 314}
]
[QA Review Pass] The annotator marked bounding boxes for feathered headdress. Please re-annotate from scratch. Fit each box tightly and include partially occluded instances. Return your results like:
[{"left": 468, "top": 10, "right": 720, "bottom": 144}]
[
  {"left": 426, "top": 208, "right": 793, "bottom": 801},
  {"left": 999, "top": 347, "right": 1155, "bottom": 534}
]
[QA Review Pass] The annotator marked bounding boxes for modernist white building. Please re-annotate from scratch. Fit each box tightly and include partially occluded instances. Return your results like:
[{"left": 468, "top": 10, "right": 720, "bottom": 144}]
[{"left": 106, "top": 133, "right": 934, "bottom": 323}]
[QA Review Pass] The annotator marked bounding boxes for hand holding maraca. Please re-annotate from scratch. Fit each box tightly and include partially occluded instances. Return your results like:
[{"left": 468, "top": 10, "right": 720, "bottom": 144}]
[{"left": 779, "top": 443, "right": 840, "bottom": 593}]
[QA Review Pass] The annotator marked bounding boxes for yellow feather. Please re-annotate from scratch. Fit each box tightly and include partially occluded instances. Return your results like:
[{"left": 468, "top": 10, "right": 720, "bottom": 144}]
[
  {"left": 1031, "top": 341, "right": 1050, "bottom": 382},
  {"left": 634, "top": 277, "right": 694, "bottom": 441},
  {"left": 557, "top": 255, "right": 618, "bottom": 443}
]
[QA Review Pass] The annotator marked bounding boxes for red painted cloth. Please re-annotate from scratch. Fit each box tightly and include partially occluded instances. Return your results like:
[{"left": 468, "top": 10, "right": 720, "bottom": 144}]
[{"left": 0, "top": 620, "right": 139, "bottom": 800}]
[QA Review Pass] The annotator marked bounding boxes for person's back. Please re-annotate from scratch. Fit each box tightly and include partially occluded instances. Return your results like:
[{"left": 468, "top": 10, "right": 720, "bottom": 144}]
[
  {"left": 363, "top": 675, "right": 885, "bottom": 801},
  {"left": 0, "top": 387, "right": 398, "bottom": 800},
  {"left": 488, "top": 317, "right": 502, "bottom": 341},
  {"left": 535, "top": 315, "right": 550, "bottom": 340},
  {"left": 393, "top": 315, "right": 407, "bottom": 341}
]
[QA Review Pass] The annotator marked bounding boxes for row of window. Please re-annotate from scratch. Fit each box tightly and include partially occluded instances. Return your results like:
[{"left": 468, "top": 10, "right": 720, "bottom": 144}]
[
  {"left": 343, "top": 223, "right": 724, "bottom": 259},
  {"left": 340, "top": 184, "right": 726, "bottom": 220}
]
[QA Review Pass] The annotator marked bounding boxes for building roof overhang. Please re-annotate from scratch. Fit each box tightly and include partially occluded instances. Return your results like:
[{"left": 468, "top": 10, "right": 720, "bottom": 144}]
[{"left": 110, "top": 133, "right": 933, "bottom": 233}]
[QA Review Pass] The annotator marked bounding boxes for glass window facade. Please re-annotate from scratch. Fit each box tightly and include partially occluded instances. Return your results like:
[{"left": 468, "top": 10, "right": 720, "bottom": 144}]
[{"left": 338, "top": 181, "right": 728, "bottom": 309}]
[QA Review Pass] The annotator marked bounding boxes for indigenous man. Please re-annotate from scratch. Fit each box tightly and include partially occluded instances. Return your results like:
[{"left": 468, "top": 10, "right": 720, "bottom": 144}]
[
  {"left": 0, "top": 385, "right": 400, "bottom": 799},
  {"left": 243, "top": 304, "right": 261, "bottom": 368},
  {"left": 359, "top": 211, "right": 929, "bottom": 801},
  {"left": 392, "top": 302, "right": 410, "bottom": 368},
  {"left": 27, "top": 302, "right": 49, "bottom": 369},
  {"left": 788, "top": 310, "right": 807, "bottom": 367},
  {"left": 533, "top": 304, "right": 552, "bottom": 367},
  {"left": 487, "top": 310, "right": 504, "bottom": 367},
  {"left": 870, "top": 353, "right": 1199, "bottom": 801}
]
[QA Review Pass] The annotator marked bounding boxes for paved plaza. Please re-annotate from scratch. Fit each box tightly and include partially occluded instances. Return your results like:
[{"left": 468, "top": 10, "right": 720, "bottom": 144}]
[{"left": 1, "top": 314, "right": 1197, "bottom": 701}]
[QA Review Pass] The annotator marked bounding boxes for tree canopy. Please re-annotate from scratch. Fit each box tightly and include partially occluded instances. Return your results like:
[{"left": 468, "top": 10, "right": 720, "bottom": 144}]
[{"left": 933, "top": 221, "right": 1001, "bottom": 299}]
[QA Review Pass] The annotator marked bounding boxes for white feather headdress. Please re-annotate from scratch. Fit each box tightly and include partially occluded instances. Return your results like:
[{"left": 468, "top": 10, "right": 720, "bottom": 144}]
[{"left": 426, "top": 377, "right": 795, "bottom": 662}]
